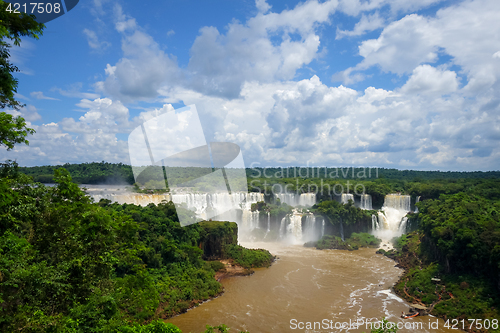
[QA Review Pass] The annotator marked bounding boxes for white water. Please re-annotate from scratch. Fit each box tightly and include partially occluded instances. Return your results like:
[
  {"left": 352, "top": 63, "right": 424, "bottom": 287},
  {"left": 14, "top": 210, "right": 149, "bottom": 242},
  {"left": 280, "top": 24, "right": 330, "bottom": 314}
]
[
  {"left": 360, "top": 194, "right": 372, "bottom": 210},
  {"left": 415, "top": 195, "right": 421, "bottom": 213},
  {"left": 274, "top": 193, "right": 316, "bottom": 207},
  {"left": 341, "top": 193, "right": 354, "bottom": 204},
  {"left": 372, "top": 194, "right": 411, "bottom": 242},
  {"left": 86, "top": 186, "right": 415, "bottom": 247}
]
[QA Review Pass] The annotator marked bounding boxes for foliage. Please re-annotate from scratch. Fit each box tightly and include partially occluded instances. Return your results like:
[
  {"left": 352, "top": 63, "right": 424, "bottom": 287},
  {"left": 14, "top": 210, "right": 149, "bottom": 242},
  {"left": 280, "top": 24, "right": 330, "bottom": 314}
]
[
  {"left": 0, "top": 0, "right": 44, "bottom": 109},
  {"left": 117, "top": 321, "right": 182, "bottom": 333},
  {"left": 19, "top": 161, "right": 135, "bottom": 184},
  {"left": 312, "top": 233, "right": 380, "bottom": 251},
  {"left": 224, "top": 244, "right": 275, "bottom": 269},
  {"left": 0, "top": 163, "right": 267, "bottom": 332},
  {"left": 417, "top": 193, "right": 500, "bottom": 283},
  {"left": 386, "top": 232, "right": 500, "bottom": 328},
  {"left": 0, "top": 111, "right": 35, "bottom": 150},
  {"left": 0, "top": 0, "right": 44, "bottom": 149}
]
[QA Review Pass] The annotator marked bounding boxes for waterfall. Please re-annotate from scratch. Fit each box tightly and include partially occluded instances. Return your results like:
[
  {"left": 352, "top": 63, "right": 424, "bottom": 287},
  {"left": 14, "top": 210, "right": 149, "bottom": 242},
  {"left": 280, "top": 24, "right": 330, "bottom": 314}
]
[
  {"left": 274, "top": 193, "right": 316, "bottom": 207},
  {"left": 373, "top": 194, "right": 411, "bottom": 241},
  {"left": 360, "top": 194, "right": 372, "bottom": 210},
  {"left": 302, "top": 214, "right": 318, "bottom": 243},
  {"left": 241, "top": 210, "right": 260, "bottom": 230},
  {"left": 399, "top": 216, "right": 408, "bottom": 234},
  {"left": 321, "top": 218, "right": 325, "bottom": 238},
  {"left": 415, "top": 196, "right": 421, "bottom": 213},
  {"left": 382, "top": 194, "right": 411, "bottom": 211},
  {"left": 267, "top": 212, "right": 271, "bottom": 232},
  {"left": 341, "top": 193, "right": 354, "bottom": 204},
  {"left": 286, "top": 214, "right": 303, "bottom": 243},
  {"left": 371, "top": 214, "right": 380, "bottom": 230},
  {"left": 279, "top": 217, "right": 286, "bottom": 239},
  {"left": 91, "top": 193, "right": 172, "bottom": 206}
]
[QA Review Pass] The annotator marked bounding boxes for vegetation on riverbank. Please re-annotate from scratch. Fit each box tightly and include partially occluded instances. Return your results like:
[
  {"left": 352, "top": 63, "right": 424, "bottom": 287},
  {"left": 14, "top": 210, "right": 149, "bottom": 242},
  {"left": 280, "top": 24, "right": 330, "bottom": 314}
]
[
  {"left": 0, "top": 162, "right": 272, "bottom": 332},
  {"left": 380, "top": 231, "right": 500, "bottom": 332},
  {"left": 305, "top": 232, "right": 381, "bottom": 250},
  {"left": 225, "top": 244, "right": 275, "bottom": 268}
]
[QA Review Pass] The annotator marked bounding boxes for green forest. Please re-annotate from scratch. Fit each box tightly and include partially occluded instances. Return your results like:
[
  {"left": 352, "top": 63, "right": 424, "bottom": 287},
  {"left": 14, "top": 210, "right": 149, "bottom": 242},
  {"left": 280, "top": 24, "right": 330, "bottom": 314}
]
[
  {"left": 9, "top": 161, "right": 500, "bottom": 332},
  {"left": 378, "top": 191, "right": 500, "bottom": 331},
  {"left": 0, "top": 162, "right": 274, "bottom": 332}
]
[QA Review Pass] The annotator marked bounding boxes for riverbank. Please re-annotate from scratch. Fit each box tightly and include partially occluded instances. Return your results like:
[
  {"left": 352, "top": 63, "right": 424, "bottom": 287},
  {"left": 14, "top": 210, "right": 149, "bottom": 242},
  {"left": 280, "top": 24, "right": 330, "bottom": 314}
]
[
  {"left": 378, "top": 232, "right": 499, "bottom": 333},
  {"left": 214, "top": 259, "right": 254, "bottom": 281}
]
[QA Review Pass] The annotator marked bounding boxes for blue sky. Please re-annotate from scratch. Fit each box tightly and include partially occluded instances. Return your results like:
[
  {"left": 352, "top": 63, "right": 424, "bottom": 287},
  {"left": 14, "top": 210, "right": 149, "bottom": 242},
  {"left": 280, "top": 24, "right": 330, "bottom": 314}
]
[{"left": 3, "top": 0, "right": 500, "bottom": 171}]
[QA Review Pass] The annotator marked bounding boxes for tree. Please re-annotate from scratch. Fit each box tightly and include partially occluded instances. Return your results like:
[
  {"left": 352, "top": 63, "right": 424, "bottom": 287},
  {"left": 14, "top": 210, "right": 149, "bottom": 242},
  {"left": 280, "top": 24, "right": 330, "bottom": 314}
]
[{"left": 0, "top": 0, "right": 44, "bottom": 149}]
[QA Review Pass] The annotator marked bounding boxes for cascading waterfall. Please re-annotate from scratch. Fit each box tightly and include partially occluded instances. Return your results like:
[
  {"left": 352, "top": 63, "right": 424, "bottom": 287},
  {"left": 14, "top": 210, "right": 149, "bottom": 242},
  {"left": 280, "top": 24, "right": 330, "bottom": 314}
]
[
  {"left": 399, "top": 216, "right": 408, "bottom": 234},
  {"left": 277, "top": 210, "right": 322, "bottom": 244},
  {"left": 91, "top": 193, "right": 173, "bottom": 206},
  {"left": 302, "top": 214, "right": 318, "bottom": 243},
  {"left": 286, "top": 213, "right": 303, "bottom": 244},
  {"left": 415, "top": 196, "right": 421, "bottom": 213},
  {"left": 89, "top": 184, "right": 423, "bottom": 245},
  {"left": 267, "top": 212, "right": 270, "bottom": 233},
  {"left": 279, "top": 217, "right": 286, "bottom": 239},
  {"left": 360, "top": 194, "right": 372, "bottom": 210},
  {"left": 241, "top": 210, "right": 260, "bottom": 231},
  {"left": 371, "top": 214, "right": 380, "bottom": 230},
  {"left": 340, "top": 193, "right": 354, "bottom": 204},
  {"left": 373, "top": 194, "right": 411, "bottom": 241},
  {"left": 274, "top": 193, "right": 316, "bottom": 207},
  {"left": 321, "top": 218, "right": 325, "bottom": 238}
]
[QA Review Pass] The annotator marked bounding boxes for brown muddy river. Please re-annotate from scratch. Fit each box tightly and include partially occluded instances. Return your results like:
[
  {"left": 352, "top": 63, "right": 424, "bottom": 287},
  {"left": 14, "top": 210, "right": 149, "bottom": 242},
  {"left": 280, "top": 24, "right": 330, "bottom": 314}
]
[{"left": 167, "top": 243, "right": 456, "bottom": 333}]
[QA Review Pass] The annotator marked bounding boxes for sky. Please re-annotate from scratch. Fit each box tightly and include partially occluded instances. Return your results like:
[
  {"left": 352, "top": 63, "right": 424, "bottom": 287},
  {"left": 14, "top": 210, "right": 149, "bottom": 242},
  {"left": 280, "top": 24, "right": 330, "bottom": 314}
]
[{"left": 3, "top": 0, "right": 500, "bottom": 171}]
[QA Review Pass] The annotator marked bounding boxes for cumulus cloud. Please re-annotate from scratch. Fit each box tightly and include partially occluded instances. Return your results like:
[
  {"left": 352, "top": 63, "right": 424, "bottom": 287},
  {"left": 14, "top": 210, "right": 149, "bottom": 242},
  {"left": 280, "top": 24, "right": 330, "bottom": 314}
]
[
  {"left": 256, "top": 0, "right": 271, "bottom": 14},
  {"left": 96, "top": 21, "right": 181, "bottom": 102},
  {"left": 400, "top": 65, "right": 459, "bottom": 95},
  {"left": 8, "top": 0, "right": 500, "bottom": 171},
  {"left": 340, "top": 0, "right": 500, "bottom": 94},
  {"left": 187, "top": 0, "right": 338, "bottom": 98}
]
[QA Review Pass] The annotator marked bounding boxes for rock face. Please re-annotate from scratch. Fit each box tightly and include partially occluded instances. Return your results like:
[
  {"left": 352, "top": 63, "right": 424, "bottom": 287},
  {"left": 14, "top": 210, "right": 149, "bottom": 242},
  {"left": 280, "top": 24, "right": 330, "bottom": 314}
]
[{"left": 198, "top": 221, "right": 238, "bottom": 260}]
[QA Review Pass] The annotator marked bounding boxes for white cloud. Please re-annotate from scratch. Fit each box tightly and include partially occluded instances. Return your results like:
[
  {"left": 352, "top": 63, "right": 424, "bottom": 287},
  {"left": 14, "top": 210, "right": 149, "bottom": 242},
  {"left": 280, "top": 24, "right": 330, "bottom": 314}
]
[
  {"left": 400, "top": 65, "right": 459, "bottom": 95},
  {"left": 83, "top": 28, "right": 111, "bottom": 50},
  {"left": 256, "top": 0, "right": 271, "bottom": 14},
  {"left": 9, "top": 39, "right": 36, "bottom": 75},
  {"left": 357, "top": 14, "right": 440, "bottom": 74},
  {"left": 336, "top": 12, "right": 385, "bottom": 39},
  {"left": 113, "top": 4, "right": 137, "bottom": 32},
  {"left": 30, "top": 91, "right": 60, "bottom": 100},
  {"left": 96, "top": 29, "right": 180, "bottom": 102},
  {"left": 20, "top": 105, "right": 41, "bottom": 122},
  {"left": 8, "top": 0, "right": 500, "bottom": 171},
  {"left": 338, "top": 0, "right": 444, "bottom": 16},
  {"left": 340, "top": 0, "right": 500, "bottom": 94},
  {"left": 52, "top": 83, "right": 101, "bottom": 100},
  {"left": 187, "top": 0, "right": 338, "bottom": 98}
]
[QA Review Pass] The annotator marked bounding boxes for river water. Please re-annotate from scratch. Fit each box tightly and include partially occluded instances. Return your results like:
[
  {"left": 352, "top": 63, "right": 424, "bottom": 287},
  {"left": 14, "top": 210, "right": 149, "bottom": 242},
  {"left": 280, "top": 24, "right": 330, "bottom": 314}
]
[{"left": 168, "top": 242, "right": 455, "bottom": 333}]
